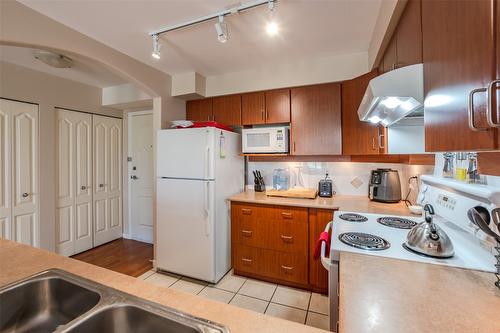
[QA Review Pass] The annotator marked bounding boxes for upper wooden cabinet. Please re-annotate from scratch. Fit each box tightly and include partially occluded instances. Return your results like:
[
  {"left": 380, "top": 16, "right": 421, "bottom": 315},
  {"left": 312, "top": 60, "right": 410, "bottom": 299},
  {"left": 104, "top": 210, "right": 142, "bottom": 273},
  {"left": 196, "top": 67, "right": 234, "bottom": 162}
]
[
  {"left": 422, "top": 0, "right": 498, "bottom": 151},
  {"left": 213, "top": 94, "right": 242, "bottom": 127},
  {"left": 291, "top": 83, "right": 342, "bottom": 155},
  {"left": 342, "top": 70, "right": 381, "bottom": 155},
  {"left": 241, "top": 89, "right": 290, "bottom": 125},
  {"left": 265, "top": 89, "right": 291, "bottom": 124},
  {"left": 380, "top": 0, "right": 422, "bottom": 73},
  {"left": 186, "top": 98, "right": 213, "bottom": 122},
  {"left": 396, "top": 0, "right": 422, "bottom": 68},
  {"left": 242, "top": 92, "right": 265, "bottom": 125}
]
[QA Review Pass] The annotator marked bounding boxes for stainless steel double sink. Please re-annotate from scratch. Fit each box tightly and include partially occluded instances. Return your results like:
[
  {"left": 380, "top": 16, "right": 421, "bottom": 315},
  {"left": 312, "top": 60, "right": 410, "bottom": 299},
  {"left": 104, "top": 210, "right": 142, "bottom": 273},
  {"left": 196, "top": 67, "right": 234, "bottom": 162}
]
[{"left": 0, "top": 269, "right": 229, "bottom": 333}]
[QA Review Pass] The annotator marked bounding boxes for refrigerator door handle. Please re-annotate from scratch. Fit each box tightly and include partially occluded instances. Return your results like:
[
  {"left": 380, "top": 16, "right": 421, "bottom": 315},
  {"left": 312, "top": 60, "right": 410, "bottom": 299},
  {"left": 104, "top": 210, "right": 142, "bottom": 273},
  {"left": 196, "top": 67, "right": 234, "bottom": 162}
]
[
  {"left": 205, "top": 146, "right": 210, "bottom": 179},
  {"left": 204, "top": 181, "right": 210, "bottom": 236}
]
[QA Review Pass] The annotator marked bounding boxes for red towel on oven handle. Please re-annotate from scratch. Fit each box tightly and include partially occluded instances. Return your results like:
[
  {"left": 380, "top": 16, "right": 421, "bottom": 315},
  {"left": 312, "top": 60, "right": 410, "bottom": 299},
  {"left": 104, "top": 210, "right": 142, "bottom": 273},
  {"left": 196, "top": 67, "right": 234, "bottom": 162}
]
[{"left": 313, "top": 231, "right": 330, "bottom": 260}]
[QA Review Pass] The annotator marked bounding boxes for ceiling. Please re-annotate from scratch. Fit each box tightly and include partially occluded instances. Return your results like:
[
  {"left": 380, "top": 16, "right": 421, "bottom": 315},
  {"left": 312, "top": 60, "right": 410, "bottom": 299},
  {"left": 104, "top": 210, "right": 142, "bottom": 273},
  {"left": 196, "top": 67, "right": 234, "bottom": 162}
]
[
  {"left": 19, "top": 0, "right": 382, "bottom": 77},
  {"left": 0, "top": 45, "right": 127, "bottom": 88}
]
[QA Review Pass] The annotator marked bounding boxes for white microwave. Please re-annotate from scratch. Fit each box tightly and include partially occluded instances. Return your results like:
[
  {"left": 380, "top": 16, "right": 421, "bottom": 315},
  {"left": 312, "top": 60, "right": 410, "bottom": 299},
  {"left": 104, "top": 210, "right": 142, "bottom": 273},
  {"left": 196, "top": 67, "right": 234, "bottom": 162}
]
[{"left": 242, "top": 127, "right": 289, "bottom": 153}]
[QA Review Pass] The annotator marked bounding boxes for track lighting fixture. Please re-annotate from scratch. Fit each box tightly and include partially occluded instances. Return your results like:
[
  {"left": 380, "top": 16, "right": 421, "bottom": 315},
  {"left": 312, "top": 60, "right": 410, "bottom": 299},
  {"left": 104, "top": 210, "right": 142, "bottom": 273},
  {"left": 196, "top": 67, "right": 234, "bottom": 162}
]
[
  {"left": 149, "top": 0, "right": 278, "bottom": 50},
  {"left": 151, "top": 34, "right": 161, "bottom": 59},
  {"left": 266, "top": 0, "right": 278, "bottom": 36},
  {"left": 214, "top": 15, "right": 229, "bottom": 43}
]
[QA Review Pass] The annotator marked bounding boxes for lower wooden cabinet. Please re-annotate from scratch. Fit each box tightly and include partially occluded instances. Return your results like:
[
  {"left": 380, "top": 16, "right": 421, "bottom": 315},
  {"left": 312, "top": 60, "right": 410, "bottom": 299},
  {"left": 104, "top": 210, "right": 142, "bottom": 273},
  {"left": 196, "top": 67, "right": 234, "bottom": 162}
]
[{"left": 231, "top": 202, "right": 334, "bottom": 293}]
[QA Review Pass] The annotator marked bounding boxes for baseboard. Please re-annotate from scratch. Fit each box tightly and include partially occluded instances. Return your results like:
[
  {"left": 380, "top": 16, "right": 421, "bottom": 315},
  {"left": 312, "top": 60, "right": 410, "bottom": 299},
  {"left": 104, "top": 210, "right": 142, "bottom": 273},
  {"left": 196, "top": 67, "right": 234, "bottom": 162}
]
[{"left": 122, "top": 233, "right": 131, "bottom": 239}]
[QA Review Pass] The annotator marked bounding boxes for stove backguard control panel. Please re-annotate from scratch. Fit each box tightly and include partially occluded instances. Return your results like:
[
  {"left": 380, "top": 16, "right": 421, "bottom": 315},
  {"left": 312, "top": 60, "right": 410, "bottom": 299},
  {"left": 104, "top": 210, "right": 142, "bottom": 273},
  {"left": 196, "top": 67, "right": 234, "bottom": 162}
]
[{"left": 436, "top": 194, "right": 457, "bottom": 211}]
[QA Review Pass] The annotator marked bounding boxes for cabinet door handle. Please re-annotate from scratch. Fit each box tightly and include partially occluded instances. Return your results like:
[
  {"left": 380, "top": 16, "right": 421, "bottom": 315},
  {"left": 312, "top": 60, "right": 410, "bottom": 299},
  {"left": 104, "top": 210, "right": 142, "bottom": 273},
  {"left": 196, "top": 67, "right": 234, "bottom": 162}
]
[
  {"left": 281, "top": 212, "right": 293, "bottom": 219},
  {"left": 281, "top": 265, "right": 294, "bottom": 272},
  {"left": 241, "top": 230, "right": 253, "bottom": 237},
  {"left": 241, "top": 258, "right": 253, "bottom": 263},
  {"left": 467, "top": 87, "right": 489, "bottom": 131},
  {"left": 378, "top": 133, "right": 385, "bottom": 149},
  {"left": 487, "top": 79, "right": 500, "bottom": 128},
  {"left": 266, "top": 109, "right": 269, "bottom": 120},
  {"left": 372, "top": 137, "right": 376, "bottom": 150},
  {"left": 261, "top": 110, "right": 264, "bottom": 121},
  {"left": 293, "top": 141, "right": 296, "bottom": 153},
  {"left": 241, "top": 208, "right": 252, "bottom": 215},
  {"left": 21, "top": 192, "right": 30, "bottom": 198},
  {"left": 280, "top": 235, "right": 293, "bottom": 242}
]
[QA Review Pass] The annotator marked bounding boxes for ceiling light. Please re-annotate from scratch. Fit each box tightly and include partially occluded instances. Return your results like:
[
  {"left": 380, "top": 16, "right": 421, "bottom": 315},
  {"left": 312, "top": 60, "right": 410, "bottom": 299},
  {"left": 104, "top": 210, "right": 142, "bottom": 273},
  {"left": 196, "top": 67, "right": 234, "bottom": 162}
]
[
  {"left": 215, "top": 15, "right": 229, "bottom": 43},
  {"left": 266, "top": 0, "right": 278, "bottom": 36},
  {"left": 34, "top": 51, "right": 73, "bottom": 68},
  {"left": 369, "top": 116, "right": 381, "bottom": 124},
  {"left": 151, "top": 34, "right": 161, "bottom": 59},
  {"left": 380, "top": 97, "right": 402, "bottom": 109}
]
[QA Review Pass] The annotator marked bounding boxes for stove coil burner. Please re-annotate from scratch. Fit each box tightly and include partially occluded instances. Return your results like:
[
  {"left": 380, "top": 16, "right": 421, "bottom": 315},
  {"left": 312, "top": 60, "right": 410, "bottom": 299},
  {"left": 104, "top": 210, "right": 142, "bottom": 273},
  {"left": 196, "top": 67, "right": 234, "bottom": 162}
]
[
  {"left": 338, "top": 232, "right": 390, "bottom": 251},
  {"left": 377, "top": 217, "right": 418, "bottom": 229},
  {"left": 339, "top": 213, "right": 368, "bottom": 222}
]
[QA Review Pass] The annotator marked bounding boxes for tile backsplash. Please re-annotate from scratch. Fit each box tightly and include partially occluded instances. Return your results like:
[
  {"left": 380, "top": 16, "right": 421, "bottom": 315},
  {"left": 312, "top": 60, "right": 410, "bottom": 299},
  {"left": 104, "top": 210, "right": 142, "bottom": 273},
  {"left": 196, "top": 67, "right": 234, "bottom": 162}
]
[{"left": 247, "top": 160, "right": 434, "bottom": 203}]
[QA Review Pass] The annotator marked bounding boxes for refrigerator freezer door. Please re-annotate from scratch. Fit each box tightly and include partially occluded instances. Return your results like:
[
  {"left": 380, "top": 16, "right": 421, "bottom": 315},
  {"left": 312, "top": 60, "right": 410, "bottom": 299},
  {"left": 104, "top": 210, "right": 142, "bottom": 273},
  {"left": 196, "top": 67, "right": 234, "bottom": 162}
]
[
  {"left": 157, "top": 128, "right": 215, "bottom": 180},
  {"left": 156, "top": 178, "right": 216, "bottom": 282}
]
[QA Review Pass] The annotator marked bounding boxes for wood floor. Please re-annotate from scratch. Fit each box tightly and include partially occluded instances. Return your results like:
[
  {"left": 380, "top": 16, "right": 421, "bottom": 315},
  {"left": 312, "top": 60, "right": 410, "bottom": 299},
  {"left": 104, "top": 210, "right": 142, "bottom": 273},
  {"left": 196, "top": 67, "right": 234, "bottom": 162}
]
[{"left": 72, "top": 238, "right": 153, "bottom": 277}]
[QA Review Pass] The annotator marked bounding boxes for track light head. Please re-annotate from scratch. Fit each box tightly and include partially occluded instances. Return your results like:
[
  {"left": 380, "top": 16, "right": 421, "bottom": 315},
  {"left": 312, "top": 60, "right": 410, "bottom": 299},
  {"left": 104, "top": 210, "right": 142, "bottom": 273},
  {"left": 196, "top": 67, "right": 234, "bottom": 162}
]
[
  {"left": 268, "top": 0, "right": 275, "bottom": 11},
  {"left": 151, "top": 34, "right": 161, "bottom": 59},
  {"left": 214, "top": 15, "right": 229, "bottom": 43}
]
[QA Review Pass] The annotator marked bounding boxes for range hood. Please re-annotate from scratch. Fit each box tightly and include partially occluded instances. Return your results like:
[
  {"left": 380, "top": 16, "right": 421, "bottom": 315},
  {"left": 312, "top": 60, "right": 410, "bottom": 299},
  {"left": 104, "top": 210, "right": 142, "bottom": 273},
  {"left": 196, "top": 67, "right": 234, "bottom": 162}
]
[{"left": 358, "top": 64, "right": 424, "bottom": 127}]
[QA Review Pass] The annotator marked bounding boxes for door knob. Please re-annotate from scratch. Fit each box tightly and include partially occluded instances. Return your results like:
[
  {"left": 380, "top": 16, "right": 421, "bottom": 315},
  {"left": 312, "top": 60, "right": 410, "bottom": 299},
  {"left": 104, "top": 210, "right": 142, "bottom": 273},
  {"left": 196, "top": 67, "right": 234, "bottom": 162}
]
[
  {"left": 99, "top": 184, "right": 105, "bottom": 188},
  {"left": 22, "top": 193, "right": 29, "bottom": 198},
  {"left": 130, "top": 175, "right": 139, "bottom": 180},
  {"left": 81, "top": 185, "right": 87, "bottom": 190}
]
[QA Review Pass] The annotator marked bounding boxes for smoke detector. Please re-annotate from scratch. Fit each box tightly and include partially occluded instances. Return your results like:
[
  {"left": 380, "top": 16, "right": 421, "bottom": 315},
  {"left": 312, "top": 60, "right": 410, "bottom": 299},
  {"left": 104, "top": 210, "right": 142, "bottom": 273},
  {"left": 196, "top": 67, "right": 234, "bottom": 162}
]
[{"left": 34, "top": 50, "right": 73, "bottom": 68}]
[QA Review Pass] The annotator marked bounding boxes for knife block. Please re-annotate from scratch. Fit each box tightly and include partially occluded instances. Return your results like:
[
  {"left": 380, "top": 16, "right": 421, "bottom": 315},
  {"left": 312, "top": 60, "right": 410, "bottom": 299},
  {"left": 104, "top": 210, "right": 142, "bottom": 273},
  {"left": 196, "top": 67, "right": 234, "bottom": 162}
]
[{"left": 254, "top": 183, "right": 266, "bottom": 192}]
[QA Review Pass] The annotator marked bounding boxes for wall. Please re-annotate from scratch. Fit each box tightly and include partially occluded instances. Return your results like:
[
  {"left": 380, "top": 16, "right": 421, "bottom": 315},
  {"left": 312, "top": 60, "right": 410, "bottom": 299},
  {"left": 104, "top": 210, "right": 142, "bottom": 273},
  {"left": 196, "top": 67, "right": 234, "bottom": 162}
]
[
  {"left": 205, "top": 51, "right": 370, "bottom": 97},
  {"left": 0, "top": 61, "right": 121, "bottom": 251},
  {"left": 247, "top": 160, "right": 434, "bottom": 204}
]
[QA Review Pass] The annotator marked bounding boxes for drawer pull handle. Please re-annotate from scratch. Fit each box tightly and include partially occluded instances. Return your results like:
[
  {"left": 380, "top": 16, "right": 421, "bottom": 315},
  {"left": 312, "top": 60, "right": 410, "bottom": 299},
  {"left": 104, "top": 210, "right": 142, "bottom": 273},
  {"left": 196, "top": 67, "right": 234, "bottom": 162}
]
[
  {"left": 281, "top": 265, "right": 294, "bottom": 271},
  {"left": 242, "top": 258, "right": 253, "bottom": 263},
  {"left": 241, "top": 230, "right": 253, "bottom": 237},
  {"left": 242, "top": 208, "right": 252, "bottom": 215},
  {"left": 281, "top": 212, "right": 293, "bottom": 219},
  {"left": 280, "top": 235, "right": 293, "bottom": 242}
]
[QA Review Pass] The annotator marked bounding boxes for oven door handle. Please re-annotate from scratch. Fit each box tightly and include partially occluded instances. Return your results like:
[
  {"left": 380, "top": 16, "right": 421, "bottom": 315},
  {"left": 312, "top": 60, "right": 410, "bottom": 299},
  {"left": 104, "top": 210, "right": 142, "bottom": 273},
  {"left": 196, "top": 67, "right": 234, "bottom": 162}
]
[{"left": 321, "top": 221, "right": 333, "bottom": 271}]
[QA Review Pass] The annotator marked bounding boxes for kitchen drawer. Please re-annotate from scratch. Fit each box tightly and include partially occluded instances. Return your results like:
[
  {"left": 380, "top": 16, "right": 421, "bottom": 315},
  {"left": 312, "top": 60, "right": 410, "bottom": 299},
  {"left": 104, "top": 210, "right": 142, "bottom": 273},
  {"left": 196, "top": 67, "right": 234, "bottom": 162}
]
[
  {"left": 278, "top": 252, "right": 308, "bottom": 285},
  {"left": 233, "top": 244, "right": 277, "bottom": 278},
  {"left": 273, "top": 206, "right": 308, "bottom": 253},
  {"left": 231, "top": 203, "right": 272, "bottom": 248}
]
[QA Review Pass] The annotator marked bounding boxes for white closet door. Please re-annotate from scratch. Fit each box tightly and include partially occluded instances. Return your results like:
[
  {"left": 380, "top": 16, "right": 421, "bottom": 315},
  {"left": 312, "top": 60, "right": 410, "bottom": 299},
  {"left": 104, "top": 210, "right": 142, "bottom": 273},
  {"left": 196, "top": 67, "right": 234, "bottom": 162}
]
[
  {"left": 56, "top": 109, "right": 93, "bottom": 256},
  {"left": 93, "top": 115, "right": 122, "bottom": 246},
  {"left": 0, "top": 99, "right": 39, "bottom": 247},
  {"left": 0, "top": 100, "right": 12, "bottom": 240}
]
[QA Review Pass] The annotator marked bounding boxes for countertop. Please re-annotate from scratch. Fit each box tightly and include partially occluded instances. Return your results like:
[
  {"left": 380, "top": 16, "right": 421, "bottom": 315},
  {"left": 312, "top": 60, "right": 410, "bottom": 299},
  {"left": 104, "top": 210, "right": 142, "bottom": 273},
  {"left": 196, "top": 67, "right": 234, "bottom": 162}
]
[
  {"left": 0, "top": 239, "right": 323, "bottom": 333},
  {"left": 339, "top": 252, "right": 500, "bottom": 333},
  {"left": 228, "top": 190, "right": 411, "bottom": 215}
]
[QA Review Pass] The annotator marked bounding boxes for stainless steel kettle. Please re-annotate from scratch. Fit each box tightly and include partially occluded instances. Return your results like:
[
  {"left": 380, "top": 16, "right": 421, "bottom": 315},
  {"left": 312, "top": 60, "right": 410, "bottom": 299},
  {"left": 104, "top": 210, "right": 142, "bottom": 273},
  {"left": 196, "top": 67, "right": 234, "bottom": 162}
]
[{"left": 404, "top": 204, "right": 454, "bottom": 258}]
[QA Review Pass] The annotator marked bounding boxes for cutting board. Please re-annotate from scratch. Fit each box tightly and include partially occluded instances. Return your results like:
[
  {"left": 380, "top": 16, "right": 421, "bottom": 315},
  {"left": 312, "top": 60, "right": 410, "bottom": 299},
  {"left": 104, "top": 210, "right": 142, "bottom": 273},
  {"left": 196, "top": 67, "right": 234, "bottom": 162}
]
[{"left": 266, "top": 188, "right": 318, "bottom": 199}]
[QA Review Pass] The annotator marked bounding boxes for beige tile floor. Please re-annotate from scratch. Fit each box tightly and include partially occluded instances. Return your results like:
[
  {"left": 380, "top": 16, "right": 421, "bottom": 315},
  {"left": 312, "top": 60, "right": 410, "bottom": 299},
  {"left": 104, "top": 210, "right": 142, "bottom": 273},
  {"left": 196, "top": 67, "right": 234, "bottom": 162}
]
[{"left": 138, "top": 269, "right": 330, "bottom": 330}]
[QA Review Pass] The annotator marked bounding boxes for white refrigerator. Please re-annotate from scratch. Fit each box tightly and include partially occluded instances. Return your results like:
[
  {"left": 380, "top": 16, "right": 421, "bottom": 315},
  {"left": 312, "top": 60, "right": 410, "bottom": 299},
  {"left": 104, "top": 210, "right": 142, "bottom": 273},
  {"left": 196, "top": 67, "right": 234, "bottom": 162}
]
[{"left": 156, "top": 127, "right": 243, "bottom": 283}]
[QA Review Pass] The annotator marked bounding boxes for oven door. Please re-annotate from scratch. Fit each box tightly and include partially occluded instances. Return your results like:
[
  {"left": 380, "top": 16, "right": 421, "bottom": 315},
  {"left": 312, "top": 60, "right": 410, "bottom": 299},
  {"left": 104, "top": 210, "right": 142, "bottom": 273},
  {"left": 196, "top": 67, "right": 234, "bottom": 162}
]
[{"left": 320, "top": 222, "right": 339, "bottom": 332}]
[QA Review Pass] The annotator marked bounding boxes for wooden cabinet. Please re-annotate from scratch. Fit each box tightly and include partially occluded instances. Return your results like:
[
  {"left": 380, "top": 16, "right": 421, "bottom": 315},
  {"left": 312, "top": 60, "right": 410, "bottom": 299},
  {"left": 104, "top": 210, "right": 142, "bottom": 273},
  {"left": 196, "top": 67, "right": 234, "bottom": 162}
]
[
  {"left": 342, "top": 70, "right": 381, "bottom": 155},
  {"left": 265, "top": 89, "right": 290, "bottom": 124},
  {"left": 186, "top": 98, "right": 213, "bottom": 122},
  {"left": 213, "top": 94, "right": 241, "bottom": 126},
  {"left": 231, "top": 202, "right": 333, "bottom": 291},
  {"left": 241, "top": 89, "right": 290, "bottom": 125},
  {"left": 291, "top": 83, "right": 342, "bottom": 155},
  {"left": 379, "top": 0, "right": 422, "bottom": 73},
  {"left": 422, "top": 0, "right": 498, "bottom": 151},
  {"left": 242, "top": 92, "right": 265, "bottom": 125},
  {"left": 308, "top": 209, "right": 333, "bottom": 294},
  {"left": 396, "top": 0, "right": 422, "bottom": 68},
  {"left": 381, "top": 36, "right": 397, "bottom": 73}
]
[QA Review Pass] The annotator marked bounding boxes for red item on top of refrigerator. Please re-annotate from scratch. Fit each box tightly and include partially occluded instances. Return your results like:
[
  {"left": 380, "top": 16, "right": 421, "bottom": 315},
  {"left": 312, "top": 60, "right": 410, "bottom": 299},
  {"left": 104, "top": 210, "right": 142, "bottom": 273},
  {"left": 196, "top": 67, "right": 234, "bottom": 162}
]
[{"left": 175, "top": 121, "right": 233, "bottom": 132}]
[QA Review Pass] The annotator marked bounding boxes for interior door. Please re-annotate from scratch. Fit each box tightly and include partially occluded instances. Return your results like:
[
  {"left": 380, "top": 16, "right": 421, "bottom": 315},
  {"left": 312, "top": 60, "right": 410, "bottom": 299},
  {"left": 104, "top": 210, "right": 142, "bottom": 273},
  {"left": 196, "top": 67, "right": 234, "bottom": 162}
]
[
  {"left": 129, "top": 113, "right": 153, "bottom": 243},
  {"left": 56, "top": 109, "right": 93, "bottom": 256},
  {"left": 0, "top": 99, "right": 39, "bottom": 247},
  {"left": 93, "top": 115, "right": 122, "bottom": 246},
  {"left": 156, "top": 178, "right": 215, "bottom": 282}
]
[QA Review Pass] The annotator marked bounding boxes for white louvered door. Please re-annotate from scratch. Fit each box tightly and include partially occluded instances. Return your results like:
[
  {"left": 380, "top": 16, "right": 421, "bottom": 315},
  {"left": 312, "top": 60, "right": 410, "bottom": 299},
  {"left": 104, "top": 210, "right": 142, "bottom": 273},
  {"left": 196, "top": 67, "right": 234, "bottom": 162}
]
[
  {"left": 93, "top": 115, "right": 122, "bottom": 246},
  {"left": 56, "top": 109, "right": 93, "bottom": 256},
  {"left": 0, "top": 99, "right": 39, "bottom": 247}
]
